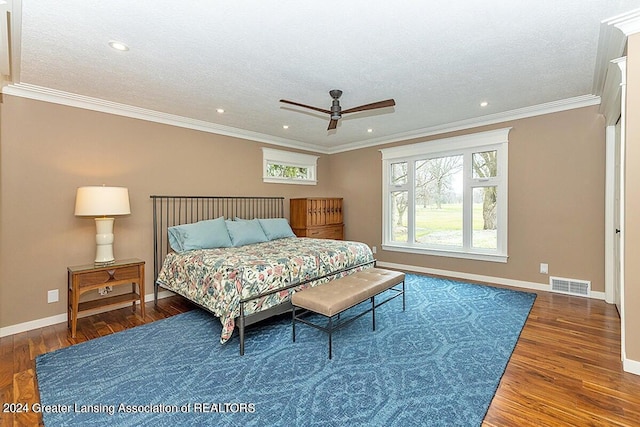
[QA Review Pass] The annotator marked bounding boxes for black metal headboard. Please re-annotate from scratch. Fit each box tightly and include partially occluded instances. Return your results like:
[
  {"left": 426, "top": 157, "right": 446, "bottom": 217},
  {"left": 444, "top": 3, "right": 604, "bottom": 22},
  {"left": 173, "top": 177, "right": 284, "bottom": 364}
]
[{"left": 150, "top": 195, "right": 285, "bottom": 283}]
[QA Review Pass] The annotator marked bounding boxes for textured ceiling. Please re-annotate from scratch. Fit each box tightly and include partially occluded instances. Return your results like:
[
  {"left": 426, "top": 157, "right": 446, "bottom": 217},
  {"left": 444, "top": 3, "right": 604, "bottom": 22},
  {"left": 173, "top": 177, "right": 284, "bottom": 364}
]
[{"left": 5, "top": 1, "right": 640, "bottom": 153}]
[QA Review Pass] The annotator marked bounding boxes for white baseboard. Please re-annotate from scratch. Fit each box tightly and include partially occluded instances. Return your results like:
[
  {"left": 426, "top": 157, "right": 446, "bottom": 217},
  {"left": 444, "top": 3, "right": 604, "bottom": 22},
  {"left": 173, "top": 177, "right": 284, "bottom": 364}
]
[
  {"left": 0, "top": 313, "right": 69, "bottom": 338},
  {"left": 376, "top": 261, "right": 607, "bottom": 300},
  {"left": 623, "top": 357, "right": 640, "bottom": 376},
  {"left": 0, "top": 290, "right": 174, "bottom": 338},
  {"left": 0, "top": 264, "right": 609, "bottom": 338}
]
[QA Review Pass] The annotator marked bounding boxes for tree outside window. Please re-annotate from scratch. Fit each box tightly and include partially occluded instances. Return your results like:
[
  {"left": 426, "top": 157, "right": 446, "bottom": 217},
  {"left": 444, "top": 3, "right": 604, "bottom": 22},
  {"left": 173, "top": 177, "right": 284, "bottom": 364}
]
[
  {"left": 262, "top": 148, "right": 318, "bottom": 185},
  {"left": 266, "top": 164, "right": 309, "bottom": 179},
  {"left": 381, "top": 128, "right": 510, "bottom": 263}
]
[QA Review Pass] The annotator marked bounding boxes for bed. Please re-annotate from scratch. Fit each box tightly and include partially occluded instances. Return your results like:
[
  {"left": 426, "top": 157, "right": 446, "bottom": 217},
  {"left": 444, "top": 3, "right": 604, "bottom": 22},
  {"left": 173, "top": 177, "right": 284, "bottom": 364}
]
[{"left": 151, "top": 195, "right": 375, "bottom": 354}]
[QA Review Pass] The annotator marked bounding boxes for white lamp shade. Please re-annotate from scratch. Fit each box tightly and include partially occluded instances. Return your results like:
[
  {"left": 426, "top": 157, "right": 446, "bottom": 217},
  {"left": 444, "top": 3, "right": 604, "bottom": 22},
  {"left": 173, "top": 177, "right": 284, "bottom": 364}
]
[{"left": 75, "top": 186, "right": 131, "bottom": 216}]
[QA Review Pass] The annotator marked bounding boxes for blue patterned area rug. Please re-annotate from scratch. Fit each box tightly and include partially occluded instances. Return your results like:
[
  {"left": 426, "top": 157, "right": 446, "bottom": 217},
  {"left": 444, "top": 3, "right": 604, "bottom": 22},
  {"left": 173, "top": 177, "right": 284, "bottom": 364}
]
[{"left": 36, "top": 274, "right": 535, "bottom": 426}]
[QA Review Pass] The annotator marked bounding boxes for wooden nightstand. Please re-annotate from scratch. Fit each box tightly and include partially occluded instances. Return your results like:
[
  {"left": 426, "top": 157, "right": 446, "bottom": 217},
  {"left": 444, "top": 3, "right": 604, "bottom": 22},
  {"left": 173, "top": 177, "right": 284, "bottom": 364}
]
[{"left": 67, "top": 258, "right": 145, "bottom": 338}]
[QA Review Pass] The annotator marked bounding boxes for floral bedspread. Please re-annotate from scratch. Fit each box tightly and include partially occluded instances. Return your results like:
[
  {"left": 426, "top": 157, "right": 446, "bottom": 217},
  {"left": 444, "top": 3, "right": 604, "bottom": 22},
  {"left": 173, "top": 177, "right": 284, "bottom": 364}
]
[{"left": 156, "top": 237, "right": 374, "bottom": 343}]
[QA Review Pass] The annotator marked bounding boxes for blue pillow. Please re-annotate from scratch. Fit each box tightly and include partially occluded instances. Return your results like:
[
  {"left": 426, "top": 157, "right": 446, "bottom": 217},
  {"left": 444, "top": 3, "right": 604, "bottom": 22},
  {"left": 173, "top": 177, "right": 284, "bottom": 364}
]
[
  {"left": 258, "top": 218, "right": 296, "bottom": 240},
  {"left": 167, "top": 217, "right": 232, "bottom": 252},
  {"left": 167, "top": 227, "right": 186, "bottom": 252},
  {"left": 225, "top": 219, "right": 268, "bottom": 247}
]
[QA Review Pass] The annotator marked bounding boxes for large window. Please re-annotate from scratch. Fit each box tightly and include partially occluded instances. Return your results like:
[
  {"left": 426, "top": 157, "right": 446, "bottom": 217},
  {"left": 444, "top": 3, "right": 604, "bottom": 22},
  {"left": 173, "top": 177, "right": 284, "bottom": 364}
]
[
  {"left": 381, "top": 128, "right": 510, "bottom": 262},
  {"left": 262, "top": 148, "right": 318, "bottom": 185}
]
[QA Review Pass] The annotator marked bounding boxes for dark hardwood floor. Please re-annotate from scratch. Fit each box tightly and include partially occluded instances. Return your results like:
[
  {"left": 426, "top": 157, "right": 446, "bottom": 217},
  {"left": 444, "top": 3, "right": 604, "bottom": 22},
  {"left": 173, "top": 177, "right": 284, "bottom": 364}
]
[{"left": 2, "top": 285, "right": 640, "bottom": 426}]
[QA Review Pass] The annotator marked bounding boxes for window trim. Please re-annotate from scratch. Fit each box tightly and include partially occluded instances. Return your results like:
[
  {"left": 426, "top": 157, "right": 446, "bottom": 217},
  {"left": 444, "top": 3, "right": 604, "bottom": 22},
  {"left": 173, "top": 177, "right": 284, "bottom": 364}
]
[
  {"left": 380, "top": 127, "right": 511, "bottom": 263},
  {"left": 262, "top": 147, "right": 319, "bottom": 185}
]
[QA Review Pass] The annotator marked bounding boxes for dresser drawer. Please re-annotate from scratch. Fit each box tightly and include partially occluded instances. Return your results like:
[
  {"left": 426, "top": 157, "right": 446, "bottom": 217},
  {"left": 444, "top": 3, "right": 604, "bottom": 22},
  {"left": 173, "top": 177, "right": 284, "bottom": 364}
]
[
  {"left": 305, "top": 225, "right": 344, "bottom": 240},
  {"left": 76, "top": 265, "right": 141, "bottom": 288}
]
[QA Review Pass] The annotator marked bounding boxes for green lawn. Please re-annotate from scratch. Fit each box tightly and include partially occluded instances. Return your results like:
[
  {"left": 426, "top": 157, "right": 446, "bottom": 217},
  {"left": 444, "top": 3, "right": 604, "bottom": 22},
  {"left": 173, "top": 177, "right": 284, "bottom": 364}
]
[
  {"left": 392, "top": 203, "right": 497, "bottom": 248},
  {"left": 413, "top": 203, "right": 483, "bottom": 229}
]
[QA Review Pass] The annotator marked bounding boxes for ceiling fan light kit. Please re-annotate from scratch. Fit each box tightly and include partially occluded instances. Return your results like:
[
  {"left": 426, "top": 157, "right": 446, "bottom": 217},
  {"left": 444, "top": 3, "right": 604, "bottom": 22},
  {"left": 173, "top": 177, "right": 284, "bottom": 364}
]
[
  {"left": 280, "top": 90, "right": 395, "bottom": 131},
  {"left": 330, "top": 89, "right": 343, "bottom": 120}
]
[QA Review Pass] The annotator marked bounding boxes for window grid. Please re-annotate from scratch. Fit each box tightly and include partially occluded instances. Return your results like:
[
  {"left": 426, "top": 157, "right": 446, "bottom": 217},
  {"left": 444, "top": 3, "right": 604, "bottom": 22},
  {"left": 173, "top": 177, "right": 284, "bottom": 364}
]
[{"left": 380, "top": 128, "right": 510, "bottom": 263}]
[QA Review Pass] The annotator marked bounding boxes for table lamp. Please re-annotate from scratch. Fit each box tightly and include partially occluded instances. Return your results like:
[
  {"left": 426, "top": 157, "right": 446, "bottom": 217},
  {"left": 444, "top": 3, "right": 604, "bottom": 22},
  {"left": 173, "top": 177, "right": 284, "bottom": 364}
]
[{"left": 74, "top": 186, "right": 131, "bottom": 265}]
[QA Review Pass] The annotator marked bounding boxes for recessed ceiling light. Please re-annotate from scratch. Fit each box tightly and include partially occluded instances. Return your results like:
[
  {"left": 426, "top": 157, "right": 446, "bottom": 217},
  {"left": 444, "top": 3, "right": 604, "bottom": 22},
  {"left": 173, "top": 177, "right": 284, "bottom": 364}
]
[
  {"left": 283, "top": 125, "right": 289, "bottom": 129},
  {"left": 480, "top": 101, "right": 489, "bottom": 107},
  {"left": 216, "top": 108, "right": 225, "bottom": 114},
  {"left": 367, "top": 128, "right": 373, "bottom": 133},
  {"left": 108, "top": 40, "right": 129, "bottom": 51}
]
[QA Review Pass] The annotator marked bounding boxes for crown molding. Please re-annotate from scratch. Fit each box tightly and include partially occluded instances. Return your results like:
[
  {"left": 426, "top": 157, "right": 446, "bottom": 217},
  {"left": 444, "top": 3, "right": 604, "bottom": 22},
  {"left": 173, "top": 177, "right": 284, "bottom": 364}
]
[
  {"left": 593, "top": 8, "right": 640, "bottom": 96},
  {"left": 327, "top": 95, "right": 600, "bottom": 154},
  {"left": 3, "top": 83, "right": 600, "bottom": 156},
  {"left": 611, "top": 8, "right": 640, "bottom": 36},
  {"left": 0, "top": 1, "right": 10, "bottom": 77},
  {"left": 1, "top": 82, "right": 326, "bottom": 154},
  {"left": 599, "top": 57, "right": 626, "bottom": 125},
  {"left": 0, "top": 0, "right": 22, "bottom": 85}
]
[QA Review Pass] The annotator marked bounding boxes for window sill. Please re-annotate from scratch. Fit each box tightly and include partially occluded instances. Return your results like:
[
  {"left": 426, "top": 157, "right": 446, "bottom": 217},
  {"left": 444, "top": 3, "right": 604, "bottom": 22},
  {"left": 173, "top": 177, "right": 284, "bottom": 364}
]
[
  {"left": 381, "top": 244, "right": 508, "bottom": 263},
  {"left": 263, "top": 177, "right": 317, "bottom": 185}
]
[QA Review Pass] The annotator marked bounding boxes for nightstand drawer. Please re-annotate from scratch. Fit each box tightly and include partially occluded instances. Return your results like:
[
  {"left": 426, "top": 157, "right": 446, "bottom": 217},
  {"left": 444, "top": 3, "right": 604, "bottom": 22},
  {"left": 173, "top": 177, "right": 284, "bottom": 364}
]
[{"left": 76, "top": 265, "right": 141, "bottom": 288}]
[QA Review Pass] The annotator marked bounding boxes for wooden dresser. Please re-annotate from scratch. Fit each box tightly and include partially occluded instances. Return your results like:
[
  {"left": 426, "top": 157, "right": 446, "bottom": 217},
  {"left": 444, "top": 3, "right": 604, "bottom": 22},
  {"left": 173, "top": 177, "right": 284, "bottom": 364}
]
[{"left": 290, "top": 198, "right": 344, "bottom": 240}]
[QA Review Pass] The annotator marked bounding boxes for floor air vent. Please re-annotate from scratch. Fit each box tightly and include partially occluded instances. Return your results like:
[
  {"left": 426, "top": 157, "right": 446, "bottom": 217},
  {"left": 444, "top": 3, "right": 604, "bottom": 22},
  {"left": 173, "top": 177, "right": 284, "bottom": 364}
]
[{"left": 550, "top": 276, "right": 590, "bottom": 297}]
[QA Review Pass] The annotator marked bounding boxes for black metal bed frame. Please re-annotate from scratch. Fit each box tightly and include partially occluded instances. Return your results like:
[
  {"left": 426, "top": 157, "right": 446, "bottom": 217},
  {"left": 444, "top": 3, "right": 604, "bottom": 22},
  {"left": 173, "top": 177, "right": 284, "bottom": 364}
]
[
  {"left": 151, "top": 195, "right": 286, "bottom": 288},
  {"left": 150, "top": 195, "right": 374, "bottom": 355}
]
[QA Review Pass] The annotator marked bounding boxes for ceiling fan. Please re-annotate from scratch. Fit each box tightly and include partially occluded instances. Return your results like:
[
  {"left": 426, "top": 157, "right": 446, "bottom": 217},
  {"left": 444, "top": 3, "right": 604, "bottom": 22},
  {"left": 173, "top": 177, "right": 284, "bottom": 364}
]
[{"left": 280, "top": 90, "right": 396, "bottom": 130}]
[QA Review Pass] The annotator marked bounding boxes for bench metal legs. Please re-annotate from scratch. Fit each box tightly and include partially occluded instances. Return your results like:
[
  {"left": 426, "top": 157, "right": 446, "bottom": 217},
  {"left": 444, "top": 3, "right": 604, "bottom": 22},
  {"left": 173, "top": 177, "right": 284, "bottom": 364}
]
[
  {"left": 371, "top": 296, "right": 375, "bottom": 331},
  {"left": 328, "top": 316, "right": 333, "bottom": 359},
  {"left": 292, "top": 280, "right": 405, "bottom": 359}
]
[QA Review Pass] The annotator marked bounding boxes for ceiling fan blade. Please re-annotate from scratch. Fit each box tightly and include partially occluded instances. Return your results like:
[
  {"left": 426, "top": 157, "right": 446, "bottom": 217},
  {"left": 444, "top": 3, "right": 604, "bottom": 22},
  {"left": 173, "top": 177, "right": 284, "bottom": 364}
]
[
  {"left": 327, "top": 118, "right": 338, "bottom": 130},
  {"left": 341, "top": 99, "right": 396, "bottom": 114},
  {"left": 280, "top": 99, "right": 331, "bottom": 115}
]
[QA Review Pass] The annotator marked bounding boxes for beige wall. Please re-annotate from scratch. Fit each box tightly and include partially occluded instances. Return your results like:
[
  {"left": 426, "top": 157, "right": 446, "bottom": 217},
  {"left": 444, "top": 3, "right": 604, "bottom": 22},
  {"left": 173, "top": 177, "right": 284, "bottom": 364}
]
[
  {"left": 330, "top": 106, "right": 606, "bottom": 289},
  {"left": 624, "top": 33, "right": 640, "bottom": 363},
  {"left": 0, "top": 96, "right": 333, "bottom": 327},
  {"left": 0, "top": 95, "right": 608, "bottom": 333}
]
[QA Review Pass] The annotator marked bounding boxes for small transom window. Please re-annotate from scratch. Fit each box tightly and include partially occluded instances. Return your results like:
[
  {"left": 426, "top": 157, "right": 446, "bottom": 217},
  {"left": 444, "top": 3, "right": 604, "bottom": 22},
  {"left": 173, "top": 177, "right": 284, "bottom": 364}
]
[{"left": 262, "top": 148, "right": 318, "bottom": 185}]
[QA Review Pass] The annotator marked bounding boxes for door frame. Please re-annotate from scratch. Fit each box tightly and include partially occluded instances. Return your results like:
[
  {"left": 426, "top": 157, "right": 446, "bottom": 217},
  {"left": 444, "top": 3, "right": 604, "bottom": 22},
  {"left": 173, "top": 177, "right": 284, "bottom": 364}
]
[{"left": 604, "top": 57, "right": 626, "bottom": 362}]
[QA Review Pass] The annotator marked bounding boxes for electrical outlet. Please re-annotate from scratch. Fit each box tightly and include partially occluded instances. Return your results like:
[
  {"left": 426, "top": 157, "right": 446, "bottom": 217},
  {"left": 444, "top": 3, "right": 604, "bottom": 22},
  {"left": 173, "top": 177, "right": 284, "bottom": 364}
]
[
  {"left": 372, "top": 246, "right": 377, "bottom": 254},
  {"left": 47, "top": 289, "right": 59, "bottom": 303},
  {"left": 540, "top": 263, "right": 549, "bottom": 274},
  {"left": 98, "top": 286, "right": 113, "bottom": 296}
]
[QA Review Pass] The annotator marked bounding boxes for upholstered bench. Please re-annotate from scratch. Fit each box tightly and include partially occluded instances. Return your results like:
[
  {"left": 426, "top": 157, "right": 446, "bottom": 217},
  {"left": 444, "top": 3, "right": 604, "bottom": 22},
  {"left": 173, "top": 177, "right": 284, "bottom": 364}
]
[{"left": 291, "top": 267, "right": 405, "bottom": 358}]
